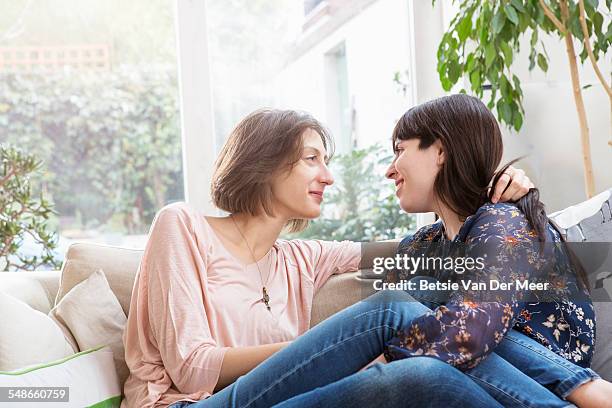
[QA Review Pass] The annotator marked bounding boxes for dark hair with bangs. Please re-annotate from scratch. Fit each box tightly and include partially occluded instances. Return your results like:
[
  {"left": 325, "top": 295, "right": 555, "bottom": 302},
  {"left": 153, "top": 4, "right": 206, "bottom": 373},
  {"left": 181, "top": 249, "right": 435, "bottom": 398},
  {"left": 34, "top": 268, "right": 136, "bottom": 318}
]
[
  {"left": 392, "top": 94, "right": 589, "bottom": 291},
  {"left": 211, "top": 108, "right": 334, "bottom": 233},
  {"left": 392, "top": 94, "right": 503, "bottom": 219}
]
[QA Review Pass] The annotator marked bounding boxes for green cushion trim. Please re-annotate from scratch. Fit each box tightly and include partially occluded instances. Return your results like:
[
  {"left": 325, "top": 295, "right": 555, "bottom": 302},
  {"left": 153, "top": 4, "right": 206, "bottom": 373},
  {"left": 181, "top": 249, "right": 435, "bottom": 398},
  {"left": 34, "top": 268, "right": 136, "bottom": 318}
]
[
  {"left": 0, "top": 345, "right": 107, "bottom": 375},
  {"left": 87, "top": 395, "right": 122, "bottom": 408}
]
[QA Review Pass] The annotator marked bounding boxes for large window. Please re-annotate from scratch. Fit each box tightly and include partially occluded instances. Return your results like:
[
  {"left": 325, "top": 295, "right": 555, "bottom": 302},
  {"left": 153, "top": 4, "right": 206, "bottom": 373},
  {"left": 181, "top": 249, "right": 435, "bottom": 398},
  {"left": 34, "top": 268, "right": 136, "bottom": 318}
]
[
  {"left": 1, "top": 0, "right": 418, "bottom": 270},
  {"left": 0, "top": 0, "right": 183, "bottom": 263}
]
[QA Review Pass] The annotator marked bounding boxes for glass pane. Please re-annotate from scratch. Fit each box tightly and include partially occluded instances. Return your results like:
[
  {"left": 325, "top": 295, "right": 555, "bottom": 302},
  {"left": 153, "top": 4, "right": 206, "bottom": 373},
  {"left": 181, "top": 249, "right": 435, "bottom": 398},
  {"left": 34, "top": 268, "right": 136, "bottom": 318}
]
[{"left": 0, "top": 0, "right": 183, "bottom": 269}]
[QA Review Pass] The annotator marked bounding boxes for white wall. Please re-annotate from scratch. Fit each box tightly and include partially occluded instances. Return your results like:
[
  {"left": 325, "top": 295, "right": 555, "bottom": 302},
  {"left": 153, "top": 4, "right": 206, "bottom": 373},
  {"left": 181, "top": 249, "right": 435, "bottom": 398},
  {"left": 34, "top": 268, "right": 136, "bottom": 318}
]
[{"left": 497, "top": 34, "right": 611, "bottom": 212}]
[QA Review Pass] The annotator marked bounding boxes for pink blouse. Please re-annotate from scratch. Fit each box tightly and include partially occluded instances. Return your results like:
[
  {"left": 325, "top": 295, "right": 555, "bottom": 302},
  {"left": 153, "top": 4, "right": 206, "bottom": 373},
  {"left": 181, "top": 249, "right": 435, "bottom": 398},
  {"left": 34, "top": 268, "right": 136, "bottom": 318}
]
[{"left": 121, "top": 202, "right": 361, "bottom": 408}]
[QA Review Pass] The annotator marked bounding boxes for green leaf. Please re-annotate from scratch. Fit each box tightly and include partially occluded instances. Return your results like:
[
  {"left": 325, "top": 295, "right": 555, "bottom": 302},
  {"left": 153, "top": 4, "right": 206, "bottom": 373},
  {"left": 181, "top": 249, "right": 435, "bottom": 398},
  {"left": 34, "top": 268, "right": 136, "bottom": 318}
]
[
  {"left": 504, "top": 5, "right": 519, "bottom": 25},
  {"left": 513, "top": 111, "right": 523, "bottom": 131},
  {"left": 440, "top": 73, "right": 453, "bottom": 91},
  {"left": 579, "top": 46, "right": 589, "bottom": 63},
  {"left": 537, "top": 53, "right": 548, "bottom": 72},
  {"left": 470, "top": 69, "right": 482, "bottom": 90},
  {"left": 512, "top": 74, "right": 523, "bottom": 97},
  {"left": 448, "top": 59, "right": 462, "bottom": 84},
  {"left": 485, "top": 43, "right": 496, "bottom": 68},
  {"left": 457, "top": 15, "right": 472, "bottom": 42},
  {"left": 570, "top": 17, "right": 584, "bottom": 41},
  {"left": 511, "top": 0, "right": 525, "bottom": 12},
  {"left": 500, "top": 75, "right": 509, "bottom": 98},
  {"left": 586, "top": 0, "right": 599, "bottom": 8},
  {"left": 584, "top": 2, "right": 597, "bottom": 19},
  {"left": 518, "top": 11, "right": 530, "bottom": 32},
  {"left": 499, "top": 100, "right": 513, "bottom": 124},
  {"left": 499, "top": 41, "right": 513, "bottom": 65},
  {"left": 492, "top": 11, "right": 505, "bottom": 34},
  {"left": 530, "top": 30, "right": 538, "bottom": 47},
  {"left": 593, "top": 12, "right": 603, "bottom": 35},
  {"left": 535, "top": 5, "right": 546, "bottom": 24},
  {"left": 501, "top": 75, "right": 514, "bottom": 99},
  {"left": 465, "top": 53, "right": 475, "bottom": 72}
]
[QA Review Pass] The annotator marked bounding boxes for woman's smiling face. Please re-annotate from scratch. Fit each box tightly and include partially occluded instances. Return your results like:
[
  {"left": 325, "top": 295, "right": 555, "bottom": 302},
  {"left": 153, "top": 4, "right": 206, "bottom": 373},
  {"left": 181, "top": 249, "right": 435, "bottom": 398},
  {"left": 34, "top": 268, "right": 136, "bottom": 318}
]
[
  {"left": 270, "top": 128, "right": 334, "bottom": 220},
  {"left": 385, "top": 138, "right": 444, "bottom": 213}
]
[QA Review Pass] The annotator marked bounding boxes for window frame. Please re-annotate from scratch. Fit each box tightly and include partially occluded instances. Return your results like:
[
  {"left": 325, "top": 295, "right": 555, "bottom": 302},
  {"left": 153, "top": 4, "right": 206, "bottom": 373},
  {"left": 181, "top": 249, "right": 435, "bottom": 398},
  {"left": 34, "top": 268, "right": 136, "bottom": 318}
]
[{"left": 174, "top": 0, "right": 217, "bottom": 214}]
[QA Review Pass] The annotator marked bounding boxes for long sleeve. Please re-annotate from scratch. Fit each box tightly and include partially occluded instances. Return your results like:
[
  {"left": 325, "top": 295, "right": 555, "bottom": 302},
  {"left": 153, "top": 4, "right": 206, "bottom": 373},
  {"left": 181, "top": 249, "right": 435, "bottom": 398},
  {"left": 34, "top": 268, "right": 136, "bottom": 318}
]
[
  {"left": 303, "top": 240, "right": 361, "bottom": 292},
  {"left": 143, "top": 205, "right": 229, "bottom": 395},
  {"left": 284, "top": 239, "right": 361, "bottom": 293},
  {"left": 385, "top": 204, "right": 539, "bottom": 370}
]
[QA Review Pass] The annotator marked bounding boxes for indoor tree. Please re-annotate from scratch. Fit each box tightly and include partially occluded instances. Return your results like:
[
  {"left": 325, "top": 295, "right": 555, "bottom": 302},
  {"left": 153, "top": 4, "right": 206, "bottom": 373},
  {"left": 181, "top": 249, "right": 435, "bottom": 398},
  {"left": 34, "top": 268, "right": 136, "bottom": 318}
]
[{"left": 436, "top": 0, "right": 611, "bottom": 198}]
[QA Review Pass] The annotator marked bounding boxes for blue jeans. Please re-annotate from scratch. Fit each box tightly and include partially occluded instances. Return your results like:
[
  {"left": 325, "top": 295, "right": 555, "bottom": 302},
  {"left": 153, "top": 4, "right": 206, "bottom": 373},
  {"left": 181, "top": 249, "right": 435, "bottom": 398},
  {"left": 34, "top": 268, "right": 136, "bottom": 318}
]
[
  {"left": 408, "top": 276, "right": 600, "bottom": 403},
  {"left": 170, "top": 290, "right": 597, "bottom": 408}
]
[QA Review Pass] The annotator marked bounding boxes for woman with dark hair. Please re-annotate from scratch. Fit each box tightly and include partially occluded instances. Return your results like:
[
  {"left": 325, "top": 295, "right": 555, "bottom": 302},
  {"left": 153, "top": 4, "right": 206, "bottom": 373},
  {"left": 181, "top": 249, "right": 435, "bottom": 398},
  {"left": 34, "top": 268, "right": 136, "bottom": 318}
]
[{"left": 382, "top": 93, "right": 611, "bottom": 406}]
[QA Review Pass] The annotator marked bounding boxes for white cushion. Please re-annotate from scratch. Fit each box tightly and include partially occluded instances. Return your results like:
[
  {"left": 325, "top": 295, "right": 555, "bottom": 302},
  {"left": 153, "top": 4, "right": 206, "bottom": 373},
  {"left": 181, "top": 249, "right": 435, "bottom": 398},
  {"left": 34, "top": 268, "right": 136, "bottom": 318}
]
[
  {"left": 0, "top": 292, "right": 74, "bottom": 372},
  {"left": 0, "top": 346, "right": 121, "bottom": 408},
  {"left": 0, "top": 271, "right": 60, "bottom": 314},
  {"left": 49, "top": 269, "right": 129, "bottom": 386},
  {"left": 549, "top": 189, "right": 611, "bottom": 230}
]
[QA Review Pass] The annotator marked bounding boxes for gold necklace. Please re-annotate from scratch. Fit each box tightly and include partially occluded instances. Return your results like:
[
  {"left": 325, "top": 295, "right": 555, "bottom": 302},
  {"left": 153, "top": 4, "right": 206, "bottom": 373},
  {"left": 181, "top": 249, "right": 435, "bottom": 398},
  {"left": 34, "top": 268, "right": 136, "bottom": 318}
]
[{"left": 230, "top": 214, "right": 272, "bottom": 311}]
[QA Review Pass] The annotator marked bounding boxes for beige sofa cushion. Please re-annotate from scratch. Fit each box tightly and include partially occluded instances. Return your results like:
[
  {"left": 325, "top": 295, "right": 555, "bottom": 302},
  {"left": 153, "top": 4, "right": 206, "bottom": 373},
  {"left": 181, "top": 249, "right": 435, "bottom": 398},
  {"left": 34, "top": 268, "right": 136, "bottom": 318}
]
[
  {"left": 55, "top": 243, "right": 142, "bottom": 315},
  {"left": 50, "top": 269, "right": 129, "bottom": 386},
  {"left": 0, "top": 292, "right": 74, "bottom": 371},
  {"left": 311, "top": 271, "right": 376, "bottom": 326}
]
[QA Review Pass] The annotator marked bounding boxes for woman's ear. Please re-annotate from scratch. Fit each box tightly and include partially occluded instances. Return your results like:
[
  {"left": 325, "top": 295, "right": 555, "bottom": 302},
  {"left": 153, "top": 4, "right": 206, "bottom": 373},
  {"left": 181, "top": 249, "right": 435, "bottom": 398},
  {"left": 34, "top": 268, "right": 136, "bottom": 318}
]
[{"left": 435, "top": 140, "right": 445, "bottom": 166}]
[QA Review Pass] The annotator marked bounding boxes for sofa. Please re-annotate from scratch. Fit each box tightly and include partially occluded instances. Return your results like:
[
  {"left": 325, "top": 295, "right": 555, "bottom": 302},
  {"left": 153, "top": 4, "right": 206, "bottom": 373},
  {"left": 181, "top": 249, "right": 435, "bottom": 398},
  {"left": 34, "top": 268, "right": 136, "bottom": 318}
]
[{"left": 1, "top": 188, "right": 611, "bottom": 407}]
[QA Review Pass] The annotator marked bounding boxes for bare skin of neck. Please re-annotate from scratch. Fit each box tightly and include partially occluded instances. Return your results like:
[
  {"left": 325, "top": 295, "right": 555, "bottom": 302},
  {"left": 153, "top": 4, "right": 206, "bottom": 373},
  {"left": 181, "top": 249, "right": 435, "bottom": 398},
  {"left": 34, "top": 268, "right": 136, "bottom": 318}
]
[{"left": 206, "top": 212, "right": 286, "bottom": 265}]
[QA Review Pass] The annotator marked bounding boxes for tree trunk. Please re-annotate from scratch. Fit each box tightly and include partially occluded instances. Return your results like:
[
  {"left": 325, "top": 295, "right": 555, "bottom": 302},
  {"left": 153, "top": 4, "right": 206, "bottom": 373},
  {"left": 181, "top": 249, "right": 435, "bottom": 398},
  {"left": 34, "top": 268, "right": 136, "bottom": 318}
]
[{"left": 560, "top": 0, "right": 596, "bottom": 198}]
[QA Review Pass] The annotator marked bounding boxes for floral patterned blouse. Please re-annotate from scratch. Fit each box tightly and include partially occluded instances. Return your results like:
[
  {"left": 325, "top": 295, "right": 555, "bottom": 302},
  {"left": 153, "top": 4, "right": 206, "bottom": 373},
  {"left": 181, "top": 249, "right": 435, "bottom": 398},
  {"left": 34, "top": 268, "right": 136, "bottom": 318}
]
[{"left": 384, "top": 203, "right": 596, "bottom": 369}]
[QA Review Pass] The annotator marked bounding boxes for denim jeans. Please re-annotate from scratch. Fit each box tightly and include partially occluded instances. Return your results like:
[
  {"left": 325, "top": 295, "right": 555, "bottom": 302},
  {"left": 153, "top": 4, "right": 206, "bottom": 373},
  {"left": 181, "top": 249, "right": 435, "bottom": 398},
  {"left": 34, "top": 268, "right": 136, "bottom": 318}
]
[
  {"left": 169, "top": 289, "right": 597, "bottom": 408},
  {"left": 408, "top": 275, "right": 600, "bottom": 404}
]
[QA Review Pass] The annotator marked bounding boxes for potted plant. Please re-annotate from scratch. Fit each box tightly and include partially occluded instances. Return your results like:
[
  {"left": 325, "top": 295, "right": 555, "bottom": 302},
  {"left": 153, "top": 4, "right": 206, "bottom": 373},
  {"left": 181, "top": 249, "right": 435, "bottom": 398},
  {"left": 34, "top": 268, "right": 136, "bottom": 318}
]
[{"left": 0, "top": 144, "right": 61, "bottom": 271}]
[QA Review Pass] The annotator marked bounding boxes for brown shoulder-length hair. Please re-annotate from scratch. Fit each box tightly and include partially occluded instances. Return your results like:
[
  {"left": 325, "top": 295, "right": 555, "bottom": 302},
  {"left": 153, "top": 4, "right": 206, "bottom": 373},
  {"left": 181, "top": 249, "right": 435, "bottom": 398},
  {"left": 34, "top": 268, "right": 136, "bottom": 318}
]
[
  {"left": 392, "top": 94, "right": 589, "bottom": 291},
  {"left": 211, "top": 108, "right": 334, "bottom": 233}
]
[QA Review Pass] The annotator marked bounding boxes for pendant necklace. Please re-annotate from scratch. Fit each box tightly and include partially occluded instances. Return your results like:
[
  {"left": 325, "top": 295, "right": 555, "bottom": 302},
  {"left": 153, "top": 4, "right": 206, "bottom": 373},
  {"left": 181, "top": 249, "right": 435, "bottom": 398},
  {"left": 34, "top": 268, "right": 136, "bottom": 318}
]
[{"left": 231, "top": 215, "right": 272, "bottom": 311}]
